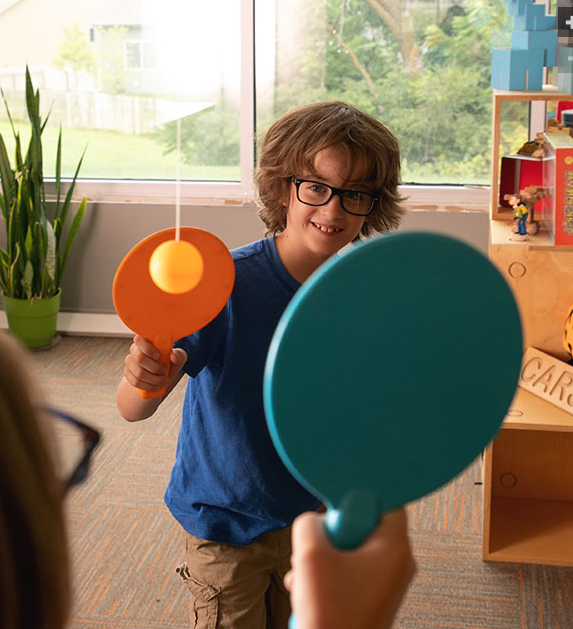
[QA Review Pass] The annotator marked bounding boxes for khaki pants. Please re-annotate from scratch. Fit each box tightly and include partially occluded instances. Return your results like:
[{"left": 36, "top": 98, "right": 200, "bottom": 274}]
[{"left": 177, "top": 526, "right": 292, "bottom": 629}]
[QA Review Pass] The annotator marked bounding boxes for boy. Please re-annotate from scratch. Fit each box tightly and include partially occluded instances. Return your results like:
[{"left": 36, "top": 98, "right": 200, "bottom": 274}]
[{"left": 116, "top": 101, "right": 406, "bottom": 628}]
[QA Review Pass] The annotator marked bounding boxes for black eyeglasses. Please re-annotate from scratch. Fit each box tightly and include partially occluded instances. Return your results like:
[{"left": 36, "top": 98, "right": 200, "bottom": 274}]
[
  {"left": 291, "top": 177, "right": 379, "bottom": 216},
  {"left": 44, "top": 407, "right": 101, "bottom": 492}
]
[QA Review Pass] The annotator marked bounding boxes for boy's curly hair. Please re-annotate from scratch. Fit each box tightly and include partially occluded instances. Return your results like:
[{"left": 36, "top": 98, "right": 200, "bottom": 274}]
[{"left": 256, "top": 101, "right": 406, "bottom": 237}]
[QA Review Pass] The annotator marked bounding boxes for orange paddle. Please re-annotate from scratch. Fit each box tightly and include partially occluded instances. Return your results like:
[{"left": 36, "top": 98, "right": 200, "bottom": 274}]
[{"left": 112, "top": 227, "right": 235, "bottom": 399}]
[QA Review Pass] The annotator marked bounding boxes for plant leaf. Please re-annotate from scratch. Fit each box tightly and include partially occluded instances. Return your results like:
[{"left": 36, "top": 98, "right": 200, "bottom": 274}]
[
  {"left": 57, "top": 143, "right": 86, "bottom": 238},
  {"left": 1, "top": 87, "right": 18, "bottom": 141},
  {"left": 25, "top": 66, "right": 44, "bottom": 198},
  {"left": 45, "top": 221, "right": 56, "bottom": 282},
  {"left": 13, "top": 133, "right": 23, "bottom": 173},
  {"left": 57, "top": 196, "right": 86, "bottom": 285},
  {"left": 41, "top": 100, "right": 53, "bottom": 133},
  {"left": 0, "top": 133, "right": 15, "bottom": 220},
  {"left": 0, "top": 247, "right": 9, "bottom": 294},
  {"left": 53, "top": 216, "right": 62, "bottom": 242},
  {"left": 7, "top": 242, "right": 20, "bottom": 298},
  {"left": 22, "top": 259, "right": 33, "bottom": 300},
  {"left": 54, "top": 128, "right": 62, "bottom": 216},
  {"left": 23, "top": 223, "right": 35, "bottom": 295}
]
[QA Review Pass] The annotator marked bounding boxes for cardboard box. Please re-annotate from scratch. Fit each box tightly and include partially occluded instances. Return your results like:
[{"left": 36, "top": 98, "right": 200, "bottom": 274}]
[{"left": 542, "top": 131, "right": 573, "bottom": 246}]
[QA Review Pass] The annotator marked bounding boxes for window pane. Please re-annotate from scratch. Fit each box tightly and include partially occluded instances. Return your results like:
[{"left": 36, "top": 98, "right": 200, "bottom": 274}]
[
  {"left": 125, "top": 42, "right": 142, "bottom": 70},
  {"left": 255, "top": 0, "right": 519, "bottom": 186},
  {"left": 0, "top": 0, "right": 241, "bottom": 181}
]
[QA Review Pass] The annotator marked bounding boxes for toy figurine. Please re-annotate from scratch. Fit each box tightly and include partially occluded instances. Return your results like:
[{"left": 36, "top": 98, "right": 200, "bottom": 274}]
[
  {"left": 506, "top": 193, "right": 530, "bottom": 241},
  {"left": 504, "top": 186, "right": 550, "bottom": 241}
]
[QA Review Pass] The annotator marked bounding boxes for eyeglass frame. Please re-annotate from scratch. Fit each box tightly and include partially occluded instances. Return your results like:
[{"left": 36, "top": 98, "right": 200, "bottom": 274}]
[
  {"left": 43, "top": 407, "right": 101, "bottom": 492},
  {"left": 290, "top": 176, "right": 380, "bottom": 217}
]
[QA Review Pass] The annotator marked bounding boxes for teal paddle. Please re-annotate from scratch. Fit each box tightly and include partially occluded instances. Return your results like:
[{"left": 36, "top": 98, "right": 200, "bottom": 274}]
[{"left": 264, "top": 232, "right": 522, "bottom": 579}]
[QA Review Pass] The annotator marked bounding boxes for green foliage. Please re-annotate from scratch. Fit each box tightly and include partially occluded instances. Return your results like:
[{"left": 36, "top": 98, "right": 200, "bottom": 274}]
[
  {"left": 0, "top": 67, "right": 87, "bottom": 300},
  {"left": 317, "top": 0, "right": 523, "bottom": 184},
  {"left": 99, "top": 27, "right": 128, "bottom": 94},
  {"left": 324, "top": 0, "right": 395, "bottom": 93},
  {"left": 155, "top": 108, "right": 240, "bottom": 168},
  {"left": 152, "top": 0, "right": 525, "bottom": 185},
  {"left": 54, "top": 22, "right": 96, "bottom": 77}
]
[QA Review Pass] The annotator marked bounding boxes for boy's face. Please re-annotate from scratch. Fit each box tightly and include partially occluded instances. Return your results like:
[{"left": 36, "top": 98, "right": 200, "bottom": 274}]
[{"left": 279, "top": 146, "right": 370, "bottom": 269}]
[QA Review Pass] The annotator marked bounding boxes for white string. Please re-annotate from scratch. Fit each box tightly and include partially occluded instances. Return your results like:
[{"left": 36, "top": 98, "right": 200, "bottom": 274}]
[{"left": 175, "top": 117, "right": 181, "bottom": 241}]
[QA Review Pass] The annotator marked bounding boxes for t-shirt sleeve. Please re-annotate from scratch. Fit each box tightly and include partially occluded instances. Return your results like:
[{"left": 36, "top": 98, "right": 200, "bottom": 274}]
[{"left": 174, "top": 301, "right": 229, "bottom": 378}]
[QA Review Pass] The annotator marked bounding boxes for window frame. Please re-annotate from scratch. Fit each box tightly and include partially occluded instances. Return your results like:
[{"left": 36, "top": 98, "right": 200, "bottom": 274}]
[{"left": 45, "top": 0, "right": 489, "bottom": 211}]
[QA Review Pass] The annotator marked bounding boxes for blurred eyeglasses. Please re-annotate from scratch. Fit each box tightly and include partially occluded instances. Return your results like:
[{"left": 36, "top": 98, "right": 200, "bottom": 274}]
[{"left": 44, "top": 407, "right": 101, "bottom": 492}]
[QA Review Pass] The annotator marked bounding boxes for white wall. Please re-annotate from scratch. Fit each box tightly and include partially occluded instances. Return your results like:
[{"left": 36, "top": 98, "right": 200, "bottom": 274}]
[
  {"left": 61, "top": 202, "right": 488, "bottom": 314},
  {"left": 0, "top": 201, "right": 488, "bottom": 335}
]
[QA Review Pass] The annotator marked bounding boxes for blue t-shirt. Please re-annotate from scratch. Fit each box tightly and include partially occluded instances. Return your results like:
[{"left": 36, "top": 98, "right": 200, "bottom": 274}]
[{"left": 165, "top": 237, "right": 322, "bottom": 545}]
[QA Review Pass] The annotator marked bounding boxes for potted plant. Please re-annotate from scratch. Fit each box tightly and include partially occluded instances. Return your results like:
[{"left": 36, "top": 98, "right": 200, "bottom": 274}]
[{"left": 0, "top": 66, "right": 87, "bottom": 348}]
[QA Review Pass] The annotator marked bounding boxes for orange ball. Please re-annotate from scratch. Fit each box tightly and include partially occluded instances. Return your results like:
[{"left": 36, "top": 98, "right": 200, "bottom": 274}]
[{"left": 149, "top": 239, "right": 204, "bottom": 294}]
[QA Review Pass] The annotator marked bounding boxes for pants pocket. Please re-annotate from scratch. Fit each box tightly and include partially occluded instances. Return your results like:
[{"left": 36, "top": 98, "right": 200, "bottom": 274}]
[{"left": 176, "top": 563, "right": 219, "bottom": 629}]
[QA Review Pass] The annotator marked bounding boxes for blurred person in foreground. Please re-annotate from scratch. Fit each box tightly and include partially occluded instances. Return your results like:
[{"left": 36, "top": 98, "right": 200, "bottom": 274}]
[
  {"left": 0, "top": 332, "right": 100, "bottom": 629},
  {"left": 0, "top": 322, "right": 413, "bottom": 629},
  {"left": 0, "top": 331, "right": 69, "bottom": 629}
]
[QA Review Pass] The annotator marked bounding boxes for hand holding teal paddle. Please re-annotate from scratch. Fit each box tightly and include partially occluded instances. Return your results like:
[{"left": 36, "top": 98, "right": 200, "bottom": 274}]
[{"left": 263, "top": 232, "right": 523, "bottom": 628}]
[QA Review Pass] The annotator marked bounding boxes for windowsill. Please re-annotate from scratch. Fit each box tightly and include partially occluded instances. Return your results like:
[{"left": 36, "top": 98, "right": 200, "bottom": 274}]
[
  {"left": 0, "top": 311, "right": 132, "bottom": 338},
  {"left": 46, "top": 180, "right": 490, "bottom": 211},
  {"left": 402, "top": 184, "right": 489, "bottom": 212},
  {"left": 45, "top": 179, "right": 256, "bottom": 206}
]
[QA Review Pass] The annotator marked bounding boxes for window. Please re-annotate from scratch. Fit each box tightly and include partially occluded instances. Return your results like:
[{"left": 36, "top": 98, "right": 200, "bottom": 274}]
[
  {"left": 125, "top": 41, "right": 157, "bottom": 70},
  {"left": 256, "top": 0, "right": 515, "bottom": 188},
  {"left": 0, "top": 0, "right": 513, "bottom": 203},
  {"left": 0, "top": 0, "right": 244, "bottom": 195},
  {"left": 125, "top": 41, "right": 143, "bottom": 70}
]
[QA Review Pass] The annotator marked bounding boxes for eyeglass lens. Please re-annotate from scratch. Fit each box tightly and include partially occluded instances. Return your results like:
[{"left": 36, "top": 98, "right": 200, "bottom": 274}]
[{"left": 297, "top": 180, "right": 373, "bottom": 215}]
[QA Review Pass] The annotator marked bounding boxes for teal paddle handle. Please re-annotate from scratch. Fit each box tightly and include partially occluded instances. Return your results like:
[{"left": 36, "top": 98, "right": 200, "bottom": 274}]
[
  {"left": 289, "top": 490, "right": 382, "bottom": 628},
  {"left": 324, "top": 489, "right": 382, "bottom": 549}
]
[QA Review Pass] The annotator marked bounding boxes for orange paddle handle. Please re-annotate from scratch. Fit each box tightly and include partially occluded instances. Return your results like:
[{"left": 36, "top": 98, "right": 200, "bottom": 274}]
[{"left": 138, "top": 335, "right": 173, "bottom": 400}]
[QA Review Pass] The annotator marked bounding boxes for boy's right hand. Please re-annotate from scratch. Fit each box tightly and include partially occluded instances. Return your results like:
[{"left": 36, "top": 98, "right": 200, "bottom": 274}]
[{"left": 123, "top": 334, "right": 187, "bottom": 394}]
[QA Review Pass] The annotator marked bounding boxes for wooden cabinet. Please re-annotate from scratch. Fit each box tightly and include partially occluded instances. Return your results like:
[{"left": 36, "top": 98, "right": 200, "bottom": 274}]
[
  {"left": 483, "top": 388, "right": 573, "bottom": 566},
  {"left": 484, "top": 89, "right": 573, "bottom": 565}
]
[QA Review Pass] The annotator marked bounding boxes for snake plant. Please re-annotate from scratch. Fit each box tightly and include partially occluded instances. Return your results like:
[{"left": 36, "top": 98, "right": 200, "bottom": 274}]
[{"left": 0, "top": 66, "right": 87, "bottom": 300}]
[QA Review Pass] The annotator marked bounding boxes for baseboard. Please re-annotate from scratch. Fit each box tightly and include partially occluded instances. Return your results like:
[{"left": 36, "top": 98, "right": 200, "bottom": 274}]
[{"left": 0, "top": 311, "right": 132, "bottom": 337}]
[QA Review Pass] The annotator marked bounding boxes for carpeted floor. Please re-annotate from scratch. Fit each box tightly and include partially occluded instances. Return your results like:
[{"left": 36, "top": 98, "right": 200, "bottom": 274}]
[{"left": 29, "top": 335, "right": 573, "bottom": 629}]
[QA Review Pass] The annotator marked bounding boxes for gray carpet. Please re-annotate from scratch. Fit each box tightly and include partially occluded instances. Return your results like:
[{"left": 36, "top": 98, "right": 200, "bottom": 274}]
[{"left": 28, "top": 335, "right": 573, "bottom": 628}]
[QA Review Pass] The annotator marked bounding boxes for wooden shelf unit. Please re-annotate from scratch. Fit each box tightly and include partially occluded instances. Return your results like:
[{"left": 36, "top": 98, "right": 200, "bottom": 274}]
[
  {"left": 483, "top": 388, "right": 573, "bottom": 566},
  {"left": 485, "top": 89, "right": 573, "bottom": 566},
  {"left": 489, "top": 88, "right": 572, "bottom": 222}
]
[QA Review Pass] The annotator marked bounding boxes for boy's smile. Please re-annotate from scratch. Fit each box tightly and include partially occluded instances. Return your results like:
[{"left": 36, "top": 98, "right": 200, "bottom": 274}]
[
  {"left": 275, "top": 146, "right": 371, "bottom": 282},
  {"left": 311, "top": 223, "right": 343, "bottom": 234}
]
